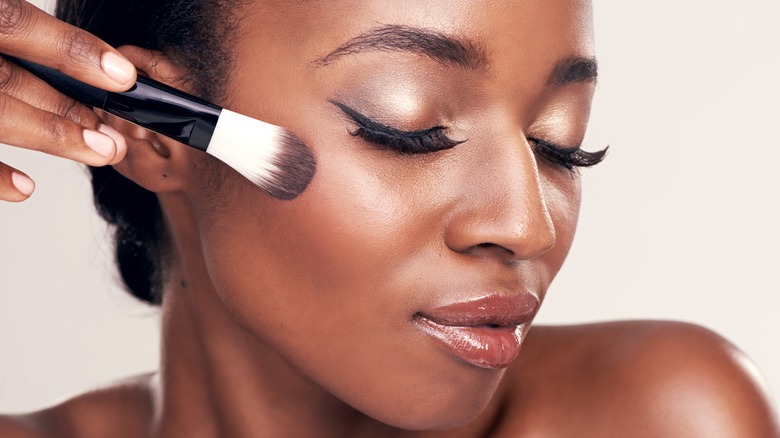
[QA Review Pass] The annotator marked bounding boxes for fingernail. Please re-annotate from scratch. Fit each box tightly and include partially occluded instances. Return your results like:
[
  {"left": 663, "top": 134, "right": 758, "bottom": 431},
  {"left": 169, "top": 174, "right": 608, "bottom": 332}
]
[
  {"left": 11, "top": 172, "right": 35, "bottom": 196},
  {"left": 97, "top": 124, "right": 127, "bottom": 163},
  {"left": 83, "top": 129, "right": 116, "bottom": 157},
  {"left": 101, "top": 52, "right": 135, "bottom": 85}
]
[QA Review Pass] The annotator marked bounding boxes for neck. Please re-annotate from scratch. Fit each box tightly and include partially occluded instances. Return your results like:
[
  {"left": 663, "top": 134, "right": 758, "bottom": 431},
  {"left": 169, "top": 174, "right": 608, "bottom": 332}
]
[{"left": 153, "top": 274, "right": 364, "bottom": 437}]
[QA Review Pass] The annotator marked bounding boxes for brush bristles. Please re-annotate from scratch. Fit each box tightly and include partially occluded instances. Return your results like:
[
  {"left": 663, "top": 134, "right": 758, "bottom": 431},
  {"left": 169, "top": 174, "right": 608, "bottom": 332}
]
[{"left": 206, "top": 109, "right": 316, "bottom": 200}]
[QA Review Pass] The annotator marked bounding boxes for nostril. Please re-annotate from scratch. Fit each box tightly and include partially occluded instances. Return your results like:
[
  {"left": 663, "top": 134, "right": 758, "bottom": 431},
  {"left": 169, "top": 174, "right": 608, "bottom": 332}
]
[{"left": 472, "top": 242, "right": 516, "bottom": 257}]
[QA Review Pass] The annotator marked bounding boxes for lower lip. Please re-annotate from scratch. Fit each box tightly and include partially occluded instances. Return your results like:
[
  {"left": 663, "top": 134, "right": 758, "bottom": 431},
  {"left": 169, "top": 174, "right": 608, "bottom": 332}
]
[{"left": 415, "top": 317, "right": 524, "bottom": 369}]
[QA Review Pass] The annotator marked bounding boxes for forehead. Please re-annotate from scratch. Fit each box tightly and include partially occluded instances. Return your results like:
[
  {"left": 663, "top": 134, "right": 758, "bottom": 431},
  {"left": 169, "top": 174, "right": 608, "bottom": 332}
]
[{"left": 238, "top": 0, "right": 594, "bottom": 62}]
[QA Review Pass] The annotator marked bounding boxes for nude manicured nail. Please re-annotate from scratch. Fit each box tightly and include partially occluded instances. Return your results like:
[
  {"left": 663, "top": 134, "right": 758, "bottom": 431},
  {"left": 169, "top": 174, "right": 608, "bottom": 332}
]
[
  {"left": 97, "top": 124, "right": 127, "bottom": 157},
  {"left": 101, "top": 52, "right": 135, "bottom": 85},
  {"left": 11, "top": 172, "right": 35, "bottom": 196},
  {"left": 83, "top": 129, "right": 116, "bottom": 157}
]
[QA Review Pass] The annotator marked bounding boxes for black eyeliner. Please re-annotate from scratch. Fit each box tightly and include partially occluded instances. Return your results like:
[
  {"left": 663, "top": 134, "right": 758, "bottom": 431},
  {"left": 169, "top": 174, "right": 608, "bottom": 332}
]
[
  {"left": 332, "top": 101, "right": 444, "bottom": 139},
  {"left": 331, "top": 101, "right": 464, "bottom": 154}
]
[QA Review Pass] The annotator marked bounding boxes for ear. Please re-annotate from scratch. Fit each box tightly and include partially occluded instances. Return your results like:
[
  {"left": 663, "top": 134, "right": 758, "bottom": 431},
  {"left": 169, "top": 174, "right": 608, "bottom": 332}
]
[{"left": 101, "top": 45, "right": 198, "bottom": 193}]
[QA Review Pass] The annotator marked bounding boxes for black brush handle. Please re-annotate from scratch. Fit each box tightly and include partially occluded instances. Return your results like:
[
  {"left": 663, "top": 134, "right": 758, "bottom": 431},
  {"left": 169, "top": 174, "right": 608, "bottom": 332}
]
[{"left": 7, "top": 56, "right": 223, "bottom": 151}]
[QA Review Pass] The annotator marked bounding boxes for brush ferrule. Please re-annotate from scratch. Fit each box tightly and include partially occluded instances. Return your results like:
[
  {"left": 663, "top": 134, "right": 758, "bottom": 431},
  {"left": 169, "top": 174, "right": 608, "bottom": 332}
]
[{"left": 104, "top": 77, "right": 222, "bottom": 151}]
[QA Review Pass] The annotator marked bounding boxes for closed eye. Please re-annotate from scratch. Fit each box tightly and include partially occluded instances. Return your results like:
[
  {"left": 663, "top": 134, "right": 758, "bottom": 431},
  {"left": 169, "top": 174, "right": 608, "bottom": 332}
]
[
  {"left": 529, "top": 137, "right": 608, "bottom": 171},
  {"left": 331, "top": 101, "right": 464, "bottom": 154}
]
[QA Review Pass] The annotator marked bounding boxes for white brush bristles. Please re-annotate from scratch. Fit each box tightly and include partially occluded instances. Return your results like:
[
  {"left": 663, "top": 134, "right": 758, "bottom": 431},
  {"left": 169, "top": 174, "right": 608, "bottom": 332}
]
[
  {"left": 206, "top": 109, "right": 316, "bottom": 199},
  {"left": 207, "top": 109, "right": 284, "bottom": 187}
]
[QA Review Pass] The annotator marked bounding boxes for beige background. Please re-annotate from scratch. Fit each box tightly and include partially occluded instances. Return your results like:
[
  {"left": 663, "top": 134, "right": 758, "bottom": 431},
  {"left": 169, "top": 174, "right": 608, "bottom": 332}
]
[{"left": 1, "top": 0, "right": 778, "bottom": 412}]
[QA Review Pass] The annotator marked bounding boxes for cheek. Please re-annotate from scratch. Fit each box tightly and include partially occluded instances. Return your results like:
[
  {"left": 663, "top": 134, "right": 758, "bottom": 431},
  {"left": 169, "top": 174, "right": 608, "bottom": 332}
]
[
  {"left": 189, "top": 141, "right": 470, "bottom": 420},
  {"left": 192, "top": 146, "right": 410, "bottom": 317}
]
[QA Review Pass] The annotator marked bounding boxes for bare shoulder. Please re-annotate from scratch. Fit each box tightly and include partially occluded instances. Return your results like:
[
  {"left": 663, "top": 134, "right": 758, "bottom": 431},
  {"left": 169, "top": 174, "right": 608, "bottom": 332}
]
[
  {"left": 0, "top": 373, "right": 156, "bottom": 438},
  {"left": 499, "top": 321, "right": 780, "bottom": 437}
]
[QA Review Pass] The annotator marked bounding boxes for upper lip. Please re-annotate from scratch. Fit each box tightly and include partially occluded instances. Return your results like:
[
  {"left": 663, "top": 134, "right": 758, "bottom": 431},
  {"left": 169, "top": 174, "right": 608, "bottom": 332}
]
[{"left": 415, "top": 292, "right": 540, "bottom": 328}]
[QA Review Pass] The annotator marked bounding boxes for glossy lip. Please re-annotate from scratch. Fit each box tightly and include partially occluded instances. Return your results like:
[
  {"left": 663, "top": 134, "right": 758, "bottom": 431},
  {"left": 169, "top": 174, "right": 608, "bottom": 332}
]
[{"left": 414, "top": 293, "right": 540, "bottom": 369}]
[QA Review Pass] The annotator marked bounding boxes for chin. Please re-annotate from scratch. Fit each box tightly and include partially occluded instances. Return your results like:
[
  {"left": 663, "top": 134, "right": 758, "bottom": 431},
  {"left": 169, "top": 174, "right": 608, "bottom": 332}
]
[
  {"left": 353, "top": 369, "right": 504, "bottom": 431},
  {"left": 379, "top": 396, "right": 492, "bottom": 431}
]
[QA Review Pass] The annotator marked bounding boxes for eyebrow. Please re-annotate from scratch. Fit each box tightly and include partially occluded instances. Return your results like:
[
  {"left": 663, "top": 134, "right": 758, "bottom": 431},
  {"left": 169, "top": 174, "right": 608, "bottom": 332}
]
[
  {"left": 547, "top": 56, "right": 598, "bottom": 86},
  {"left": 313, "top": 24, "right": 598, "bottom": 86},
  {"left": 313, "top": 24, "right": 488, "bottom": 69}
]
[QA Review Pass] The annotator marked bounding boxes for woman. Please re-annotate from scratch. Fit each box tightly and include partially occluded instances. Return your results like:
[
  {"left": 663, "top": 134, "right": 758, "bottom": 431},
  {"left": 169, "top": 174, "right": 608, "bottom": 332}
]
[{"left": 1, "top": 0, "right": 778, "bottom": 436}]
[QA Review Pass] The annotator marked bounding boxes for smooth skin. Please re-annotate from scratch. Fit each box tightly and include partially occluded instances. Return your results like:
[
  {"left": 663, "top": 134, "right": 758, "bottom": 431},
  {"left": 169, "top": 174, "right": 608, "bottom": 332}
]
[{"left": 2, "top": 0, "right": 779, "bottom": 437}]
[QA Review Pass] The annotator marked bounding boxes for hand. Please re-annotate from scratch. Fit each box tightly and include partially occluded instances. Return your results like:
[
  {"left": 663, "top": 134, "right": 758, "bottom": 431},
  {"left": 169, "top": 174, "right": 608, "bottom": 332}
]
[{"left": 0, "top": 0, "right": 137, "bottom": 202}]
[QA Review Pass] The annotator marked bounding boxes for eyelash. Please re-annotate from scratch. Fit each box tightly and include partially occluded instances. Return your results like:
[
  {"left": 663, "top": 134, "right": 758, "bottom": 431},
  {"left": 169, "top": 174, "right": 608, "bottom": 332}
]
[
  {"left": 529, "top": 137, "right": 608, "bottom": 171},
  {"left": 333, "top": 101, "right": 607, "bottom": 169},
  {"left": 333, "top": 102, "right": 463, "bottom": 154}
]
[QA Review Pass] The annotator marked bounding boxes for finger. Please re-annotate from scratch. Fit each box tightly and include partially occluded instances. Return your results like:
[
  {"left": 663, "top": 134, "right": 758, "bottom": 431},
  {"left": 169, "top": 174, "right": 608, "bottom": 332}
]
[
  {"left": 0, "top": 92, "right": 127, "bottom": 166},
  {"left": 0, "top": 161, "right": 34, "bottom": 202},
  {"left": 0, "top": 55, "right": 101, "bottom": 129},
  {"left": 0, "top": 0, "right": 137, "bottom": 91}
]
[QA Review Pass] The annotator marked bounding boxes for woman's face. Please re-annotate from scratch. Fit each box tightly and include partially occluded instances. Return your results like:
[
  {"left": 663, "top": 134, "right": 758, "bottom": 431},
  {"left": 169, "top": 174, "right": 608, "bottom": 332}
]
[{"left": 184, "top": 0, "right": 595, "bottom": 429}]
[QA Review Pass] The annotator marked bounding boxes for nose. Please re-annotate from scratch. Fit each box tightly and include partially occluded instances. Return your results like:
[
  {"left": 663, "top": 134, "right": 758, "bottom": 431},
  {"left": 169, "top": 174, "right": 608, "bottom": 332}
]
[{"left": 444, "top": 134, "right": 556, "bottom": 262}]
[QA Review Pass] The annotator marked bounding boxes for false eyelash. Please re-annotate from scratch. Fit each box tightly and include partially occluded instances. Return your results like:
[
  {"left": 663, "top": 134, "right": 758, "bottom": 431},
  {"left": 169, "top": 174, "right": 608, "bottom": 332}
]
[
  {"left": 332, "top": 101, "right": 464, "bottom": 154},
  {"left": 529, "top": 137, "right": 608, "bottom": 170}
]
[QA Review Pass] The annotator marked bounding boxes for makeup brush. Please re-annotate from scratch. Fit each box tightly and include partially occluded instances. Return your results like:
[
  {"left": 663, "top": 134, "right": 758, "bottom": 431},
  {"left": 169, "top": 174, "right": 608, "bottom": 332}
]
[{"left": 8, "top": 56, "right": 316, "bottom": 200}]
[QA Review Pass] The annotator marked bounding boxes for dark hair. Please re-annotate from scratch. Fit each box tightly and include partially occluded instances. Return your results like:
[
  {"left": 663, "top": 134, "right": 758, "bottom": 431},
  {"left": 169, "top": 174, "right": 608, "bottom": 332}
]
[{"left": 56, "top": 0, "right": 241, "bottom": 304}]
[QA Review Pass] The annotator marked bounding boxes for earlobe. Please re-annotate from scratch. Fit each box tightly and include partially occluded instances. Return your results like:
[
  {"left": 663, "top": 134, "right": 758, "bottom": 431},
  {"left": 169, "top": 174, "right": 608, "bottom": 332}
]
[
  {"left": 105, "top": 110, "right": 182, "bottom": 193},
  {"left": 99, "top": 45, "right": 195, "bottom": 194}
]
